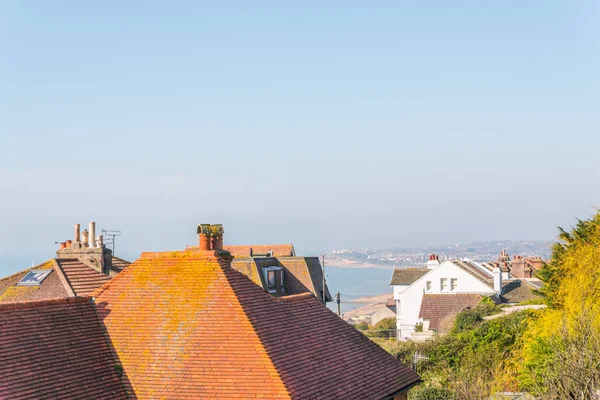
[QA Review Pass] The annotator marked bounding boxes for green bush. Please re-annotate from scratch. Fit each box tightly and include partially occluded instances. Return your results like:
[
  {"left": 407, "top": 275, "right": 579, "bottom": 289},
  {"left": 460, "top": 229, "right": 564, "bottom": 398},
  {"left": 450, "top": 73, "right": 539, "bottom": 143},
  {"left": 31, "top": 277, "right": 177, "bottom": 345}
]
[
  {"left": 370, "top": 317, "right": 397, "bottom": 338},
  {"left": 409, "top": 386, "right": 456, "bottom": 400},
  {"left": 354, "top": 322, "right": 369, "bottom": 331},
  {"left": 453, "top": 298, "right": 502, "bottom": 333}
]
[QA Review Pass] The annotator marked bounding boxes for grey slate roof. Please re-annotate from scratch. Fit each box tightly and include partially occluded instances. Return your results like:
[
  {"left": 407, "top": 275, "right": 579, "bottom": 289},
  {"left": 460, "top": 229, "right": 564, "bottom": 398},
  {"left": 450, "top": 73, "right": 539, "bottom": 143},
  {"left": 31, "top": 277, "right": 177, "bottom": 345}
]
[
  {"left": 390, "top": 268, "right": 430, "bottom": 285},
  {"left": 501, "top": 280, "right": 543, "bottom": 304}
]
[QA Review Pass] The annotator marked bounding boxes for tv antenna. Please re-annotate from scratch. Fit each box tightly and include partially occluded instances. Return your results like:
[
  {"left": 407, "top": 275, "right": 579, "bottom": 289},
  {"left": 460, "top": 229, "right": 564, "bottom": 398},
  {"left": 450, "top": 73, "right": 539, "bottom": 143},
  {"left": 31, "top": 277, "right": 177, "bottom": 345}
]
[{"left": 101, "top": 230, "right": 121, "bottom": 255}]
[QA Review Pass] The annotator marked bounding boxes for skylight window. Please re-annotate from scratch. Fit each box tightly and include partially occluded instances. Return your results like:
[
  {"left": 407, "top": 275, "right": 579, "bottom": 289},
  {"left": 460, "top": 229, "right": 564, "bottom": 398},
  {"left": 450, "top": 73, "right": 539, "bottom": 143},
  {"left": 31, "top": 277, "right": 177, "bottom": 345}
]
[{"left": 17, "top": 269, "right": 52, "bottom": 286}]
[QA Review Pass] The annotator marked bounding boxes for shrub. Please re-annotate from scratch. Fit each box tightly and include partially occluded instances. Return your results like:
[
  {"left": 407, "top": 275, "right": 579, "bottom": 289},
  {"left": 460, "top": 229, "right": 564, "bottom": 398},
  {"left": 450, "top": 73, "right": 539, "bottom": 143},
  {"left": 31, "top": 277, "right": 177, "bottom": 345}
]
[
  {"left": 370, "top": 317, "right": 396, "bottom": 338},
  {"left": 354, "top": 322, "right": 369, "bottom": 331},
  {"left": 409, "top": 386, "right": 456, "bottom": 400}
]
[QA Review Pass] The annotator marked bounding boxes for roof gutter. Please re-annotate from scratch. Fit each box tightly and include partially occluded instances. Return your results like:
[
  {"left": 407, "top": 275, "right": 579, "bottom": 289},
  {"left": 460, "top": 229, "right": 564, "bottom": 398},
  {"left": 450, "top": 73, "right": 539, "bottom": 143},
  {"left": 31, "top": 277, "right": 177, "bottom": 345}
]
[{"left": 380, "top": 380, "right": 423, "bottom": 400}]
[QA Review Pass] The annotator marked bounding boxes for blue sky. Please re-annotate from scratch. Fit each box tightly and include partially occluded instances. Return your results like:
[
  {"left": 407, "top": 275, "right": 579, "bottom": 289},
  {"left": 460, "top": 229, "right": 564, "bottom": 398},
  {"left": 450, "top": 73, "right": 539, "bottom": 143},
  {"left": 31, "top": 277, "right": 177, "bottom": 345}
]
[{"left": 0, "top": 1, "right": 599, "bottom": 271}]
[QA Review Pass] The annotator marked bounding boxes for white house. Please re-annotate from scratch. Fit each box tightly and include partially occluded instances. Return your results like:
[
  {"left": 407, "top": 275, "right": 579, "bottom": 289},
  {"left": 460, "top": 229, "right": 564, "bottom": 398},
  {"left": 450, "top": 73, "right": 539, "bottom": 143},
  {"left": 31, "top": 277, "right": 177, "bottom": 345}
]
[{"left": 390, "top": 255, "right": 503, "bottom": 340}]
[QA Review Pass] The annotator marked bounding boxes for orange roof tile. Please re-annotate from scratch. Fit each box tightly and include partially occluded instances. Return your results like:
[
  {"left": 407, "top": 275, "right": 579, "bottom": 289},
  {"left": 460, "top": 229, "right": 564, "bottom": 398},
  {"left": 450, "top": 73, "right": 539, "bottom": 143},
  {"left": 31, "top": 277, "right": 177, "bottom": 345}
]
[
  {"left": 94, "top": 250, "right": 419, "bottom": 399},
  {"left": 225, "top": 244, "right": 296, "bottom": 257},
  {"left": 56, "top": 258, "right": 112, "bottom": 296}
]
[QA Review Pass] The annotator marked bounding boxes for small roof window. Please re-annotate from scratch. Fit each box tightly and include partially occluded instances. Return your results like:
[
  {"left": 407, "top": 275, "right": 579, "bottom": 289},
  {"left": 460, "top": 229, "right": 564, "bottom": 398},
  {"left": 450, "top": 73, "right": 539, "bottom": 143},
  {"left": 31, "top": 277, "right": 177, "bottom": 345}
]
[{"left": 17, "top": 269, "right": 52, "bottom": 286}]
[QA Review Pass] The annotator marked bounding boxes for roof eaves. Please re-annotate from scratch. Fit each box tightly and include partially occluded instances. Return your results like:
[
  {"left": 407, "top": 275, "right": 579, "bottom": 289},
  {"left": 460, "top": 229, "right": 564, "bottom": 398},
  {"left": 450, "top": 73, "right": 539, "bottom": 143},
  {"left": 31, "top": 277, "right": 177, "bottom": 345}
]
[{"left": 0, "top": 295, "right": 92, "bottom": 310}]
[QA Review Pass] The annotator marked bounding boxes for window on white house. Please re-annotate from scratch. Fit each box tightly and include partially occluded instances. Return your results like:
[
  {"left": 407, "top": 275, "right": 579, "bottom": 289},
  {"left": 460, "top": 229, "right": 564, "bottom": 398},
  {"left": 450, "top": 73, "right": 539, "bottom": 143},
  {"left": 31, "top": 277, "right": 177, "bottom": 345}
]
[
  {"left": 451, "top": 278, "right": 458, "bottom": 292},
  {"left": 426, "top": 281, "right": 432, "bottom": 292},
  {"left": 440, "top": 278, "right": 448, "bottom": 292}
]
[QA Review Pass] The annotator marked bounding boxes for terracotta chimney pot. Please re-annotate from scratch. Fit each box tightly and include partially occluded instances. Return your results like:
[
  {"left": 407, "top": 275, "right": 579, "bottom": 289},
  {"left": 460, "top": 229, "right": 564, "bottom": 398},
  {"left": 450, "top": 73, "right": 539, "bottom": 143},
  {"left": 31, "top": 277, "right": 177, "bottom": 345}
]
[
  {"left": 65, "top": 240, "right": 72, "bottom": 248},
  {"left": 199, "top": 234, "right": 210, "bottom": 250}
]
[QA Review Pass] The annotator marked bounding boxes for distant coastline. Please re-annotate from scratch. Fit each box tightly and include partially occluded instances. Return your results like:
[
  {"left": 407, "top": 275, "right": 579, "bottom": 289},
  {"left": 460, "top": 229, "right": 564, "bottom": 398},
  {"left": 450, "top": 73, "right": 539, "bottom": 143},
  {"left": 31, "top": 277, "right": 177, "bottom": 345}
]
[{"left": 325, "top": 256, "right": 395, "bottom": 269}]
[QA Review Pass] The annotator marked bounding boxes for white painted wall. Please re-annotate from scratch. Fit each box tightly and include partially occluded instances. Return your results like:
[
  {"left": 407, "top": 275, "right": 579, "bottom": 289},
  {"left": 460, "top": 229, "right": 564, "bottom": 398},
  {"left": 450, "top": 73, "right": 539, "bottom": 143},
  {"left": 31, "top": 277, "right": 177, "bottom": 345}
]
[{"left": 392, "top": 261, "right": 496, "bottom": 339}]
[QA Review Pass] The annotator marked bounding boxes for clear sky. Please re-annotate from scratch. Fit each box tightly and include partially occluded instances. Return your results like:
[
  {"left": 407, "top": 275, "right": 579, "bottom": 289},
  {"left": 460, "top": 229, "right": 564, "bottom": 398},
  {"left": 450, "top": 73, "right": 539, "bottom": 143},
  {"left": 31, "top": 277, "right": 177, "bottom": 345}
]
[{"left": 0, "top": 1, "right": 599, "bottom": 270}]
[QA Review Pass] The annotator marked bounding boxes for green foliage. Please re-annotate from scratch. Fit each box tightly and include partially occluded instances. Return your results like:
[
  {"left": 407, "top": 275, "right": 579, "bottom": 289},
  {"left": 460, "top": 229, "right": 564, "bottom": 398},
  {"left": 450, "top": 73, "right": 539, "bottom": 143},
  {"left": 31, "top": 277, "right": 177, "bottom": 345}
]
[
  {"left": 408, "top": 386, "right": 456, "bottom": 400},
  {"left": 536, "top": 214, "right": 600, "bottom": 306},
  {"left": 453, "top": 309, "right": 482, "bottom": 333},
  {"left": 414, "top": 322, "right": 423, "bottom": 332},
  {"left": 354, "top": 322, "right": 368, "bottom": 331},
  {"left": 453, "top": 298, "right": 502, "bottom": 333},
  {"left": 368, "top": 317, "right": 396, "bottom": 338}
]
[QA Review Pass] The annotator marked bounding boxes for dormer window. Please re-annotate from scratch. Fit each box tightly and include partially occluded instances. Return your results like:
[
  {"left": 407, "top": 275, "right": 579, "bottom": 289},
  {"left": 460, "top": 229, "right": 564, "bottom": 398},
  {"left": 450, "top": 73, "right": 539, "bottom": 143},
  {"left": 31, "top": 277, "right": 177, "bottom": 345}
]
[
  {"left": 263, "top": 267, "right": 284, "bottom": 293},
  {"left": 17, "top": 269, "right": 52, "bottom": 286}
]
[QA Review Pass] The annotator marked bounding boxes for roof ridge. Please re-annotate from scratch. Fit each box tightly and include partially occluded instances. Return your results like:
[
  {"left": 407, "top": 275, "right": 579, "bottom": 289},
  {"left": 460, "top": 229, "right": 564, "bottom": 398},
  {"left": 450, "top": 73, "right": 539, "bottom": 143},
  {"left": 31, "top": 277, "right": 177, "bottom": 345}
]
[
  {"left": 0, "top": 296, "right": 92, "bottom": 309},
  {"left": 91, "top": 250, "right": 228, "bottom": 298},
  {"left": 0, "top": 259, "right": 54, "bottom": 282},
  {"left": 276, "top": 292, "right": 313, "bottom": 302}
]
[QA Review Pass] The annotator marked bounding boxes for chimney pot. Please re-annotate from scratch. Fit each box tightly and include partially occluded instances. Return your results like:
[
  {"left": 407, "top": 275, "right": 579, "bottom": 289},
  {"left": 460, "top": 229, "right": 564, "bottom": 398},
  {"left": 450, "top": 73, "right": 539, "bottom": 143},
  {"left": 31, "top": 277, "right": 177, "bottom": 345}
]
[
  {"left": 74, "top": 224, "right": 81, "bottom": 242},
  {"left": 59, "top": 242, "right": 66, "bottom": 249},
  {"left": 89, "top": 222, "right": 96, "bottom": 248},
  {"left": 82, "top": 229, "right": 89, "bottom": 247},
  {"left": 65, "top": 240, "right": 72, "bottom": 248}
]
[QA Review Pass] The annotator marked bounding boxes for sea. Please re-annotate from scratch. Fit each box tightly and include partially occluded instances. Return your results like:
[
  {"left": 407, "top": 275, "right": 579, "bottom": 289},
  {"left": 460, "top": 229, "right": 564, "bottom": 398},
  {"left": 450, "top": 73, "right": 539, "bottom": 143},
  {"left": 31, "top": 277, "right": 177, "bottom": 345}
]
[{"left": 324, "top": 266, "right": 394, "bottom": 314}]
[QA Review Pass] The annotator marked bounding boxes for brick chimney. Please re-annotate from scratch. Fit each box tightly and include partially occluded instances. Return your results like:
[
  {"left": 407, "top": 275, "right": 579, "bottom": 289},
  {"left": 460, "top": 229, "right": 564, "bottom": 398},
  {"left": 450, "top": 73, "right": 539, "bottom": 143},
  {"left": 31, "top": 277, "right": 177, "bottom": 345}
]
[
  {"left": 196, "top": 224, "right": 225, "bottom": 251},
  {"left": 427, "top": 254, "right": 440, "bottom": 269},
  {"left": 493, "top": 267, "right": 503, "bottom": 294},
  {"left": 57, "top": 221, "right": 114, "bottom": 275}
]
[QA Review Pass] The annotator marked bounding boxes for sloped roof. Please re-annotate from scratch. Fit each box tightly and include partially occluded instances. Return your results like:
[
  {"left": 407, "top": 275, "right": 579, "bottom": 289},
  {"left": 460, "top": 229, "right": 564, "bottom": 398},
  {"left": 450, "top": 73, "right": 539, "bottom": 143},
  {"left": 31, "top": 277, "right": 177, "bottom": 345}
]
[
  {"left": 110, "top": 256, "right": 131, "bottom": 273},
  {"left": 56, "top": 259, "right": 113, "bottom": 296},
  {"left": 225, "top": 244, "right": 296, "bottom": 257},
  {"left": 0, "top": 297, "right": 128, "bottom": 399},
  {"left": 452, "top": 260, "right": 494, "bottom": 287},
  {"left": 419, "top": 294, "right": 483, "bottom": 331},
  {"left": 278, "top": 256, "right": 332, "bottom": 301},
  {"left": 390, "top": 268, "right": 430, "bottom": 285},
  {"left": 501, "top": 280, "right": 542, "bottom": 304},
  {"left": 94, "top": 249, "right": 419, "bottom": 399},
  {"left": 230, "top": 256, "right": 332, "bottom": 301},
  {"left": 0, "top": 256, "right": 130, "bottom": 303},
  {"left": 480, "top": 261, "right": 510, "bottom": 273},
  {"left": 0, "top": 261, "right": 70, "bottom": 303}
]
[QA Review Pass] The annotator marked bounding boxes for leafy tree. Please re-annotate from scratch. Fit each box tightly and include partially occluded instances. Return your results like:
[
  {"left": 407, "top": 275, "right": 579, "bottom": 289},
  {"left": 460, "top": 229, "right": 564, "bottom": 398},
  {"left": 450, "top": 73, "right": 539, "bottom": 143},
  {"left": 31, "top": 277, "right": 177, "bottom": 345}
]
[{"left": 536, "top": 214, "right": 600, "bottom": 306}]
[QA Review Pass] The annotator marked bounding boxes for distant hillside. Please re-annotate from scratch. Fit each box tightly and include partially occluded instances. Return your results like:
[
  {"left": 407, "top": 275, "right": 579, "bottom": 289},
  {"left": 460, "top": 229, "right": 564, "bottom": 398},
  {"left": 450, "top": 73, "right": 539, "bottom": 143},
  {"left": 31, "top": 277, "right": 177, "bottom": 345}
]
[{"left": 328, "top": 240, "right": 552, "bottom": 268}]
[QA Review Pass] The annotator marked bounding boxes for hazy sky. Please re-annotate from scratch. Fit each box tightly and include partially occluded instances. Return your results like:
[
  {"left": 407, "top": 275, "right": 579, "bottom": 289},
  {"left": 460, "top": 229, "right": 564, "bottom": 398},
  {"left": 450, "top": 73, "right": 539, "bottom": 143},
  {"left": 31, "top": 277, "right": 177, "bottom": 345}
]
[{"left": 1, "top": 1, "right": 599, "bottom": 271}]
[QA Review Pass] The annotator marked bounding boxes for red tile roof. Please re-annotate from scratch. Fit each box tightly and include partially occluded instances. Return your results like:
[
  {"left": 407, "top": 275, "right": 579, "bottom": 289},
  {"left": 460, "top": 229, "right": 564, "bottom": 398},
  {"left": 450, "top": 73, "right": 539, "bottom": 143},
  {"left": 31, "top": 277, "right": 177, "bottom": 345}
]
[
  {"left": 0, "top": 297, "right": 128, "bottom": 400},
  {"left": 225, "top": 244, "right": 296, "bottom": 257},
  {"left": 56, "top": 258, "right": 113, "bottom": 296},
  {"left": 277, "top": 256, "right": 331, "bottom": 301},
  {"left": 419, "top": 294, "right": 483, "bottom": 331},
  {"left": 0, "top": 261, "right": 70, "bottom": 303},
  {"left": 0, "top": 256, "right": 129, "bottom": 303},
  {"left": 94, "top": 249, "right": 419, "bottom": 399}
]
